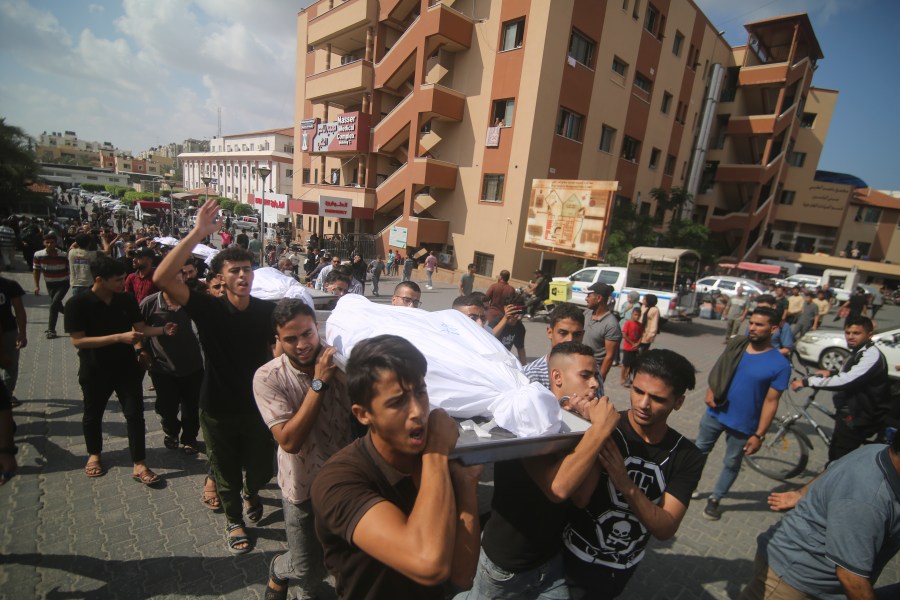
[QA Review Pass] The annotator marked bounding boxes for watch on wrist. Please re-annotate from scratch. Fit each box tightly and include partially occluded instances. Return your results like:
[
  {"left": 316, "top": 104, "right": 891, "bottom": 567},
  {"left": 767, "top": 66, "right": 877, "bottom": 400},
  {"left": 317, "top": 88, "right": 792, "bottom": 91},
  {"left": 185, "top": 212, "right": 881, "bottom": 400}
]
[
  {"left": 311, "top": 378, "right": 328, "bottom": 393},
  {"left": 750, "top": 433, "right": 764, "bottom": 442}
]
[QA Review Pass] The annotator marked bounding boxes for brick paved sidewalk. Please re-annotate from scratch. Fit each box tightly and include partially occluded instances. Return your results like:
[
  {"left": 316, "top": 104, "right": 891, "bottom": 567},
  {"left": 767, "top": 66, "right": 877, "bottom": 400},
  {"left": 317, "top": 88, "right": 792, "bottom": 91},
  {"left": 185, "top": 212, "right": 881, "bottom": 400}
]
[{"left": 1, "top": 266, "right": 897, "bottom": 599}]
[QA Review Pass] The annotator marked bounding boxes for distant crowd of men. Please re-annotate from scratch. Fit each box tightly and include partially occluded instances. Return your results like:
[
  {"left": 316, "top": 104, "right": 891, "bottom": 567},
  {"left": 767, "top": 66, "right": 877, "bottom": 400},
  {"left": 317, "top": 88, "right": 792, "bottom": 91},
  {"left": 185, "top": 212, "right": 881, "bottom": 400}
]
[{"left": 0, "top": 197, "right": 898, "bottom": 600}]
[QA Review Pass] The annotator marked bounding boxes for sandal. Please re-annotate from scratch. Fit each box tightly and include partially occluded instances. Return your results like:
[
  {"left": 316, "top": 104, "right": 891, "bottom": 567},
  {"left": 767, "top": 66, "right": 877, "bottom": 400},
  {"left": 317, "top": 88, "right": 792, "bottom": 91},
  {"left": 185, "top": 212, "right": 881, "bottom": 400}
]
[
  {"left": 265, "top": 554, "right": 289, "bottom": 600},
  {"left": 84, "top": 460, "right": 106, "bottom": 478},
  {"left": 163, "top": 436, "right": 180, "bottom": 450},
  {"left": 201, "top": 477, "right": 222, "bottom": 512},
  {"left": 243, "top": 493, "right": 263, "bottom": 523},
  {"left": 225, "top": 522, "right": 252, "bottom": 555},
  {"left": 182, "top": 442, "right": 200, "bottom": 455},
  {"left": 132, "top": 468, "right": 162, "bottom": 486}
]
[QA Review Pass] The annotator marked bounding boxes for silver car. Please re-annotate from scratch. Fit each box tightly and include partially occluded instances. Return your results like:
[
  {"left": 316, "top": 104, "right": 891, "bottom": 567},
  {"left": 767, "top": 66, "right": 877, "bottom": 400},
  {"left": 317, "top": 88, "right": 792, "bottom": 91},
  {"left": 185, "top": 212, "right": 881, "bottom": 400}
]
[
  {"left": 796, "top": 327, "right": 900, "bottom": 378},
  {"left": 694, "top": 276, "right": 765, "bottom": 298}
]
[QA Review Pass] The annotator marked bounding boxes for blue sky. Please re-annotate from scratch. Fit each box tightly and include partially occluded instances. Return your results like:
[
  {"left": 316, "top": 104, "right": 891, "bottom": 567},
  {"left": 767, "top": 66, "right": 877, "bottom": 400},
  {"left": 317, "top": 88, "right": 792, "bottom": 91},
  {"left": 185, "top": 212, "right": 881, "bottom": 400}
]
[{"left": 1, "top": 0, "right": 898, "bottom": 190}]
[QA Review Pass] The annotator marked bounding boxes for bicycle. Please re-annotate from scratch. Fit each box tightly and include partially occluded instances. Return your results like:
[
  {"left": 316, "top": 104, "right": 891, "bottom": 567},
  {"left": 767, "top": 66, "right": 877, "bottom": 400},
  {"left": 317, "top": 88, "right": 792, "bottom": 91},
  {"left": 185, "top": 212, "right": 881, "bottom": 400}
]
[{"left": 744, "top": 354, "right": 836, "bottom": 481}]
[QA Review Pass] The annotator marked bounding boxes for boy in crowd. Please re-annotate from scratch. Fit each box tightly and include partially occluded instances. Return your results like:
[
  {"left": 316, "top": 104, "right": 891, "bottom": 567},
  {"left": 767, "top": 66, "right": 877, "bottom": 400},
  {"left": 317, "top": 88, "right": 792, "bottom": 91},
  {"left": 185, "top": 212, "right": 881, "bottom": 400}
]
[
  {"left": 619, "top": 307, "right": 643, "bottom": 387},
  {"left": 311, "top": 335, "right": 482, "bottom": 599},
  {"left": 563, "top": 349, "right": 704, "bottom": 599}
]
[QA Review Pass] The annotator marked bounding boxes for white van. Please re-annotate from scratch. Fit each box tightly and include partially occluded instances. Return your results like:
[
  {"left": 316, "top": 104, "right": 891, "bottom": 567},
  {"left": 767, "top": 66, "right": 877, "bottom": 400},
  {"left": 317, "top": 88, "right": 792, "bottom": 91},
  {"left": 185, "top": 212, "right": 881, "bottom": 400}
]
[{"left": 554, "top": 266, "right": 627, "bottom": 307}]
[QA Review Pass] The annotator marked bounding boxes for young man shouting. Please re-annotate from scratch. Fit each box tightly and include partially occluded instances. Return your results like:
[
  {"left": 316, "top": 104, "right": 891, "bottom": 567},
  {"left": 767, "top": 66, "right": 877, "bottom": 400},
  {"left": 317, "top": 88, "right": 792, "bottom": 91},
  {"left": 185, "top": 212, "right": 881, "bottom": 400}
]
[{"left": 311, "top": 335, "right": 482, "bottom": 599}]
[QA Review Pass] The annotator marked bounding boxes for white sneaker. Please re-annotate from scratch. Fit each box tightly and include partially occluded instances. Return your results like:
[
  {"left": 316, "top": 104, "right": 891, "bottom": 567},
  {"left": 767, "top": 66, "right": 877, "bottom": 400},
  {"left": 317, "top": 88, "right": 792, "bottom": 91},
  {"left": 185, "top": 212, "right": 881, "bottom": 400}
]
[{"left": 691, "top": 490, "right": 702, "bottom": 500}]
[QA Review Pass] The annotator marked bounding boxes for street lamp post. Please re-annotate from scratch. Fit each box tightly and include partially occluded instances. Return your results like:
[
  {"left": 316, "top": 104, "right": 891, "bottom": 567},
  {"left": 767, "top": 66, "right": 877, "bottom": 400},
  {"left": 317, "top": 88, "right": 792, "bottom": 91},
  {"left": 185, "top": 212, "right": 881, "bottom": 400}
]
[
  {"left": 256, "top": 166, "right": 272, "bottom": 267},
  {"left": 201, "top": 175, "right": 212, "bottom": 239}
]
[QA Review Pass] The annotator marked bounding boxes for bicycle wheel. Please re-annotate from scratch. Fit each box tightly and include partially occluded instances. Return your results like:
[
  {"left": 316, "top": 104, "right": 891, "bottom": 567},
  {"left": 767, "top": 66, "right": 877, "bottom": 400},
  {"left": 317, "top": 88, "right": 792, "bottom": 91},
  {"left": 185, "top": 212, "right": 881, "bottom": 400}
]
[{"left": 745, "top": 428, "right": 811, "bottom": 481}]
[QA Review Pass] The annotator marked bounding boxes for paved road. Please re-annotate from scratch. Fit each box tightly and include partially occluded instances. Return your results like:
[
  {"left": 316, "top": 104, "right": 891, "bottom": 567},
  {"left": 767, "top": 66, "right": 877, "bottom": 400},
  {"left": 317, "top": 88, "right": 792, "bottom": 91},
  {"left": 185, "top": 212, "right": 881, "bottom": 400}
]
[{"left": 1, "top": 264, "right": 898, "bottom": 599}]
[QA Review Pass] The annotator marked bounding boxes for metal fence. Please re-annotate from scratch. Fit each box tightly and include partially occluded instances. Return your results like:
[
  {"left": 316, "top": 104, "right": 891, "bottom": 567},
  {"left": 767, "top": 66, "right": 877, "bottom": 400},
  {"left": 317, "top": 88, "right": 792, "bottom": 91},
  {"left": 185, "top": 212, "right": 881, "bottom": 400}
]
[{"left": 320, "top": 233, "right": 377, "bottom": 263}]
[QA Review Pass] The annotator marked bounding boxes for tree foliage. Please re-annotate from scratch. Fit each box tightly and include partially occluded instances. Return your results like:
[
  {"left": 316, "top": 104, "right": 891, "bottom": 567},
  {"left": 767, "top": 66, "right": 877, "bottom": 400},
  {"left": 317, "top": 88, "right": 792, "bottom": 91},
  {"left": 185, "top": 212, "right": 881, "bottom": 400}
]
[
  {"left": 0, "top": 118, "right": 38, "bottom": 209},
  {"left": 233, "top": 203, "right": 254, "bottom": 216}
]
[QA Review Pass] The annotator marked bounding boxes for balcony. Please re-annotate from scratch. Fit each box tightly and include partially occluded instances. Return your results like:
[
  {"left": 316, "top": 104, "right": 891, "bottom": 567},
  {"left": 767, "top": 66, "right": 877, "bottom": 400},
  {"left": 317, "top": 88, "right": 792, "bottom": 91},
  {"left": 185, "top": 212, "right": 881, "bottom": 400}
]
[
  {"left": 305, "top": 59, "right": 374, "bottom": 105},
  {"left": 726, "top": 115, "right": 776, "bottom": 136},
  {"left": 737, "top": 62, "right": 789, "bottom": 86},
  {"left": 375, "top": 3, "right": 473, "bottom": 91},
  {"left": 308, "top": 0, "right": 376, "bottom": 48},
  {"left": 375, "top": 157, "right": 457, "bottom": 211},
  {"left": 373, "top": 84, "right": 465, "bottom": 152}
]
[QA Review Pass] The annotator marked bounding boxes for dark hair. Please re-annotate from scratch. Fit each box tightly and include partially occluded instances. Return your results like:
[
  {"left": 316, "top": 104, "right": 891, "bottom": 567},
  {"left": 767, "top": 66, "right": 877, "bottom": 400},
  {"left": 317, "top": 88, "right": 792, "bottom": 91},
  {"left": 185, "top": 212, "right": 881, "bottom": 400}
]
[
  {"left": 845, "top": 315, "right": 874, "bottom": 333},
  {"left": 549, "top": 303, "right": 585, "bottom": 328},
  {"left": 325, "top": 269, "right": 351, "bottom": 287},
  {"left": 643, "top": 294, "right": 658, "bottom": 308},
  {"left": 347, "top": 335, "right": 427, "bottom": 409},
  {"left": 751, "top": 306, "right": 780, "bottom": 326},
  {"left": 549, "top": 341, "right": 595, "bottom": 364},
  {"left": 210, "top": 246, "right": 254, "bottom": 275},
  {"left": 467, "top": 263, "right": 475, "bottom": 270},
  {"left": 470, "top": 291, "right": 488, "bottom": 306},
  {"left": 634, "top": 349, "right": 696, "bottom": 397},
  {"left": 272, "top": 298, "right": 316, "bottom": 329},
  {"left": 90, "top": 255, "right": 127, "bottom": 280},
  {"left": 452, "top": 294, "right": 482, "bottom": 309},
  {"left": 499, "top": 270, "right": 511, "bottom": 282},
  {"left": 42, "top": 233, "right": 57, "bottom": 241},
  {"left": 503, "top": 292, "right": 526, "bottom": 307},
  {"left": 755, "top": 294, "right": 776, "bottom": 306},
  {"left": 394, "top": 281, "right": 421, "bottom": 295},
  {"left": 74, "top": 233, "right": 94, "bottom": 249}
]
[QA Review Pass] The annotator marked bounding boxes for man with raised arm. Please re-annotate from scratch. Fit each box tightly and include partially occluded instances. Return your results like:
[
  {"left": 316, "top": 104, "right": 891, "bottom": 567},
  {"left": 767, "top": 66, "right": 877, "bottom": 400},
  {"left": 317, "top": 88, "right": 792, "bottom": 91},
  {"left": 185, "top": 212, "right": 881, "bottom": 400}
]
[{"left": 153, "top": 198, "right": 276, "bottom": 556}]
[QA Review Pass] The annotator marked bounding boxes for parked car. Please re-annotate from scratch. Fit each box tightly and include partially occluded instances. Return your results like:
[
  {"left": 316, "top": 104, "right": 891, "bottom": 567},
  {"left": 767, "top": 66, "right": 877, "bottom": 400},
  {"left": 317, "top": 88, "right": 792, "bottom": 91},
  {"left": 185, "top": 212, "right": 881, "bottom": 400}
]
[
  {"left": 554, "top": 266, "right": 627, "bottom": 307},
  {"left": 233, "top": 216, "right": 260, "bottom": 231},
  {"left": 694, "top": 276, "right": 765, "bottom": 298},
  {"left": 796, "top": 327, "right": 900, "bottom": 378},
  {"left": 774, "top": 274, "right": 821, "bottom": 289}
]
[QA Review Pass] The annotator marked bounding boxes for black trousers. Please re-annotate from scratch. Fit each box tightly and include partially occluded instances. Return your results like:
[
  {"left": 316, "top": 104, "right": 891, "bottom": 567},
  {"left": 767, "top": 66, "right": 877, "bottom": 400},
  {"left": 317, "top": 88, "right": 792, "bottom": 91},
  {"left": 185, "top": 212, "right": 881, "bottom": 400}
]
[
  {"left": 149, "top": 369, "right": 202, "bottom": 444},
  {"left": 46, "top": 281, "right": 70, "bottom": 332},
  {"left": 828, "top": 416, "right": 877, "bottom": 463},
  {"left": 79, "top": 366, "right": 145, "bottom": 462}
]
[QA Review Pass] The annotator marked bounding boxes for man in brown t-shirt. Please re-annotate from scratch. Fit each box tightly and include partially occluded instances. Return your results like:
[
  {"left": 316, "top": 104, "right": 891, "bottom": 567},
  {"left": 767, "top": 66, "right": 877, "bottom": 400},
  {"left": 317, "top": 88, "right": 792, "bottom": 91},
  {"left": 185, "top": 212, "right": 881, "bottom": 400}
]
[
  {"left": 485, "top": 269, "right": 515, "bottom": 323},
  {"left": 311, "top": 335, "right": 482, "bottom": 599},
  {"left": 254, "top": 298, "right": 354, "bottom": 599}
]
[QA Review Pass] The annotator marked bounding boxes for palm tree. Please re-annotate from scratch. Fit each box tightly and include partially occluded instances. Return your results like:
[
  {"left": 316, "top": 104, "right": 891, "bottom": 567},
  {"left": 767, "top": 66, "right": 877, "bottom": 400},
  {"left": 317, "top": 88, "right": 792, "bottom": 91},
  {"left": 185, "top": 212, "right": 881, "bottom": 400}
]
[{"left": 0, "top": 118, "right": 38, "bottom": 212}]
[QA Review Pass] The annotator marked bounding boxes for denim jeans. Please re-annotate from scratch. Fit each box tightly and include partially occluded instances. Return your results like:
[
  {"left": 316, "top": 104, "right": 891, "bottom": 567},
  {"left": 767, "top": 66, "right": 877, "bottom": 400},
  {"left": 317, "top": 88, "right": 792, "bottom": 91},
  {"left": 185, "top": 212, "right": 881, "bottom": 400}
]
[
  {"left": 695, "top": 412, "right": 748, "bottom": 499},
  {"left": 273, "top": 498, "right": 327, "bottom": 600},
  {"left": 466, "top": 550, "right": 569, "bottom": 600},
  {"left": 46, "top": 281, "right": 70, "bottom": 332}
]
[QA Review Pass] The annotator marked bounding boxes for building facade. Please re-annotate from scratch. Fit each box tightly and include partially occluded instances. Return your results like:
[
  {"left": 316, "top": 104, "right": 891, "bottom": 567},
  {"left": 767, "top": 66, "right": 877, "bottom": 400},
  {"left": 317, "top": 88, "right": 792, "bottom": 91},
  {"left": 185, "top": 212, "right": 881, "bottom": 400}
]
[
  {"left": 292, "top": 0, "right": 844, "bottom": 279},
  {"left": 179, "top": 128, "right": 295, "bottom": 206}
]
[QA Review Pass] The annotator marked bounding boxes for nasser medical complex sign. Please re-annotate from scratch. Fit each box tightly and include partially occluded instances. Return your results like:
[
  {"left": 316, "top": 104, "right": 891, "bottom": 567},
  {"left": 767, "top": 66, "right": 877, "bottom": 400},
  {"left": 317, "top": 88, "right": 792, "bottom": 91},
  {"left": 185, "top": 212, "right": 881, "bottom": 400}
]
[{"left": 300, "top": 111, "right": 371, "bottom": 154}]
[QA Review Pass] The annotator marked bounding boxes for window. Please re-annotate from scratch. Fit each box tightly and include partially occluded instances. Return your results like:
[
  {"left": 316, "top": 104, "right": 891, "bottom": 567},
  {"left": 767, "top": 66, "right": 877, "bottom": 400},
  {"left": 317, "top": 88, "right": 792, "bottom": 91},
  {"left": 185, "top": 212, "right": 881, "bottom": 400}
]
[
  {"left": 649, "top": 147, "right": 661, "bottom": 169},
  {"left": 599, "top": 125, "right": 616, "bottom": 153},
  {"left": 787, "top": 152, "right": 806, "bottom": 167},
  {"left": 500, "top": 18, "right": 525, "bottom": 51},
  {"left": 481, "top": 174, "right": 505, "bottom": 203},
  {"left": 634, "top": 72, "right": 652, "bottom": 93},
  {"left": 661, "top": 91, "right": 672, "bottom": 114},
  {"left": 855, "top": 207, "right": 882, "bottom": 223},
  {"left": 330, "top": 169, "right": 340, "bottom": 184},
  {"left": 568, "top": 30, "right": 595, "bottom": 67},
  {"left": 664, "top": 154, "right": 676, "bottom": 176},
  {"left": 632, "top": 0, "right": 640, "bottom": 19},
  {"left": 492, "top": 99, "right": 515, "bottom": 127},
  {"left": 242, "top": 166, "right": 247, "bottom": 175},
  {"left": 611, "top": 56, "right": 628, "bottom": 77},
  {"left": 621, "top": 136, "right": 640, "bottom": 161},
  {"left": 302, "top": 168, "right": 310, "bottom": 184},
  {"left": 474, "top": 252, "right": 494, "bottom": 277},
  {"left": 800, "top": 113, "right": 817, "bottom": 128},
  {"left": 227, "top": 166, "right": 231, "bottom": 175},
  {"left": 779, "top": 190, "right": 796, "bottom": 205},
  {"left": 556, "top": 108, "right": 584, "bottom": 141},
  {"left": 672, "top": 31, "right": 684, "bottom": 56},
  {"left": 286, "top": 169, "right": 294, "bottom": 178},
  {"left": 644, "top": 4, "right": 659, "bottom": 35},
  {"left": 571, "top": 268, "right": 597, "bottom": 283}
]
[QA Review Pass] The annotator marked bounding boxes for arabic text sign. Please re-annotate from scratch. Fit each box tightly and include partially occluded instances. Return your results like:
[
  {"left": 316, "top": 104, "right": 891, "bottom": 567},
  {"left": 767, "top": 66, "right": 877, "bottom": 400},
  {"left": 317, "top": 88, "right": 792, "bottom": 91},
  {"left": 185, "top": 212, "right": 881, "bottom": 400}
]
[
  {"left": 319, "top": 195, "right": 352, "bottom": 218},
  {"left": 310, "top": 111, "right": 371, "bottom": 153}
]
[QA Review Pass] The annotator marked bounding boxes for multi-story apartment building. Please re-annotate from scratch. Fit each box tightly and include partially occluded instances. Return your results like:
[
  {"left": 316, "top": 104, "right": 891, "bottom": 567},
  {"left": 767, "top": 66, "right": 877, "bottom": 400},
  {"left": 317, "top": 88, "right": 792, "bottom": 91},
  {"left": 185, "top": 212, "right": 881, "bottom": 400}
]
[
  {"left": 292, "top": 0, "right": 841, "bottom": 279},
  {"left": 36, "top": 131, "right": 119, "bottom": 168},
  {"left": 179, "top": 127, "right": 295, "bottom": 205}
]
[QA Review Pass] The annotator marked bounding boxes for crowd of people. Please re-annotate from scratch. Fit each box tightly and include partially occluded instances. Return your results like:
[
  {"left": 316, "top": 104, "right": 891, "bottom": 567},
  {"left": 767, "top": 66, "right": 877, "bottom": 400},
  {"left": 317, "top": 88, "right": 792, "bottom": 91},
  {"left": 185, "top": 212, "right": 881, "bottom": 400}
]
[{"left": 0, "top": 196, "right": 898, "bottom": 600}]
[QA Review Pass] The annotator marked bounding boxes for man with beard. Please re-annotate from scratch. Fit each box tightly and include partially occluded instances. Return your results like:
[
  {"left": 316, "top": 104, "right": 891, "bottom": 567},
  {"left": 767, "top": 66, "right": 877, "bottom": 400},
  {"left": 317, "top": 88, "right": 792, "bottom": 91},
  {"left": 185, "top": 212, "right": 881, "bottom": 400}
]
[
  {"left": 582, "top": 283, "right": 622, "bottom": 382},
  {"left": 154, "top": 199, "right": 276, "bottom": 555},
  {"left": 311, "top": 335, "right": 482, "bottom": 599},
  {"left": 255, "top": 299, "right": 355, "bottom": 600},
  {"left": 693, "top": 307, "right": 791, "bottom": 520},
  {"left": 125, "top": 247, "right": 158, "bottom": 304},
  {"left": 563, "top": 349, "right": 704, "bottom": 599}
]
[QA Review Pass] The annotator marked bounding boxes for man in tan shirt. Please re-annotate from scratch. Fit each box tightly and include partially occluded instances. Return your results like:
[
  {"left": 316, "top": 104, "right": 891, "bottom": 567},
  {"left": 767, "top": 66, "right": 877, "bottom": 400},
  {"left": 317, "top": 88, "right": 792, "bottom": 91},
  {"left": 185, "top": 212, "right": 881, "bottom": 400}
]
[{"left": 254, "top": 298, "right": 355, "bottom": 600}]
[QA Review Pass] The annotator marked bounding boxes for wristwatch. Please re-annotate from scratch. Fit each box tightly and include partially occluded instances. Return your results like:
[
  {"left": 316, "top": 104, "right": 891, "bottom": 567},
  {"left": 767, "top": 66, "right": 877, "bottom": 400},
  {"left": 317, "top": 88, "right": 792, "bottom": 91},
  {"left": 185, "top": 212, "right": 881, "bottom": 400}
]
[
  {"left": 311, "top": 378, "right": 328, "bottom": 393},
  {"left": 750, "top": 433, "right": 765, "bottom": 442}
]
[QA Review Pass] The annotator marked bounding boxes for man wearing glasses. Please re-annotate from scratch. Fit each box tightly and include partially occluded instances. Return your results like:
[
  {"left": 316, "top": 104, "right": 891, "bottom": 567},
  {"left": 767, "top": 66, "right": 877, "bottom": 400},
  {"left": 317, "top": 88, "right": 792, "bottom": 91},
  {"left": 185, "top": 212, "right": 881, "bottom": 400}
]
[
  {"left": 315, "top": 255, "right": 341, "bottom": 291},
  {"left": 391, "top": 281, "right": 422, "bottom": 308}
]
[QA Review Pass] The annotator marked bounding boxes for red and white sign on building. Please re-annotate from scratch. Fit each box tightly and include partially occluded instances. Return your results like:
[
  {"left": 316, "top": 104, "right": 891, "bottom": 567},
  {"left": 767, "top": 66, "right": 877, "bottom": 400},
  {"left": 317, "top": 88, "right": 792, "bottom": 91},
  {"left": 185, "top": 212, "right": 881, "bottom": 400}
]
[
  {"left": 251, "top": 192, "right": 289, "bottom": 223},
  {"left": 319, "top": 195, "right": 353, "bottom": 218},
  {"left": 310, "top": 111, "right": 371, "bottom": 153}
]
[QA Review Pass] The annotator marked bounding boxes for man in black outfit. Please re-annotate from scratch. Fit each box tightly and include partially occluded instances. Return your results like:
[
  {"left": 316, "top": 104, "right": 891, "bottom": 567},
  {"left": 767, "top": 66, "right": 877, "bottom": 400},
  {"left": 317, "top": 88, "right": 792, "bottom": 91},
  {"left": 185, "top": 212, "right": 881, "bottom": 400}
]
[{"left": 154, "top": 199, "right": 276, "bottom": 555}]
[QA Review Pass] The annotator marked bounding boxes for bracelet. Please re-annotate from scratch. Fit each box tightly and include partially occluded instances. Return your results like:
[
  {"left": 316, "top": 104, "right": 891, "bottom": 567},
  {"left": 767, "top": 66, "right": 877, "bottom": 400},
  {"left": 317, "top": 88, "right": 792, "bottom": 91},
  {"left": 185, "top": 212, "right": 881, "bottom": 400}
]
[
  {"left": 750, "top": 433, "right": 764, "bottom": 442},
  {"left": 0, "top": 445, "right": 18, "bottom": 456}
]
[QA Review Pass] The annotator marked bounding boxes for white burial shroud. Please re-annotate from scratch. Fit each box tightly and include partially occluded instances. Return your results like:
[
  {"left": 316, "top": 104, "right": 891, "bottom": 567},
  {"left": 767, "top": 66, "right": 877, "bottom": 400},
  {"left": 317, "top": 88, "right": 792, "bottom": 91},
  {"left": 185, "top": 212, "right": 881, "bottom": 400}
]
[{"left": 325, "top": 294, "right": 562, "bottom": 438}]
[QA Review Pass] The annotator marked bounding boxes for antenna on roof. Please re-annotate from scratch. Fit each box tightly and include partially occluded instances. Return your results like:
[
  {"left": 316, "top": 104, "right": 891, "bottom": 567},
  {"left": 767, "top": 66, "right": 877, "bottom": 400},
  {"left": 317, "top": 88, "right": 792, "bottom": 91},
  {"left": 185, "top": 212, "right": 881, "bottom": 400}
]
[{"left": 217, "top": 107, "right": 222, "bottom": 138}]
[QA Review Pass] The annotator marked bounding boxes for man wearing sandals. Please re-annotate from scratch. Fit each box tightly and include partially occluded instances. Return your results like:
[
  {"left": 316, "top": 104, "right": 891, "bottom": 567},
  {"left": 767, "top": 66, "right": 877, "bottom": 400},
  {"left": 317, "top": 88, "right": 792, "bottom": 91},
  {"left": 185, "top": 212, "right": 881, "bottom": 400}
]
[
  {"left": 254, "top": 298, "right": 355, "bottom": 599},
  {"left": 64, "top": 255, "right": 176, "bottom": 485},
  {"left": 139, "top": 268, "right": 204, "bottom": 455},
  {"left": 154, "top": 199, "right": 276, "bottom": 555}
]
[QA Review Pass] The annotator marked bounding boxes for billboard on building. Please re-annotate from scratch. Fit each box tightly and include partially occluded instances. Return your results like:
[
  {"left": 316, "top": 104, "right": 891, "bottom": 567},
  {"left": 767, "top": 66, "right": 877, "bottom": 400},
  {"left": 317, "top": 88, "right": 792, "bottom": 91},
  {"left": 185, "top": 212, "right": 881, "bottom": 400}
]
[
  {"left": 310, "top": 111, "right": 371, "bottom": 153},
  {"left": 523, "top": 179, "right": 617, "bottom": 260},
  {"left": 319, "top": 195, "right": 352, "bottom": 218},
  {"left": 389, "top": 225, "right": 408, "bottom": 249},
  {"left": 250, "top": 192, "right": 289, "bottom": 223}
]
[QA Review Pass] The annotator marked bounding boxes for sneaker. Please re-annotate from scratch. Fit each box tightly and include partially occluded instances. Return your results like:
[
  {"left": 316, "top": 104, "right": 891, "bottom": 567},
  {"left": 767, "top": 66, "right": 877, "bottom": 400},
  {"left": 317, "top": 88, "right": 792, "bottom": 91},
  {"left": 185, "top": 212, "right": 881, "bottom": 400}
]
[
  {"left": 45, "top": 330, "right": 58, "bottom": 339},
  {"left": 703, "top": 497, "right": 721, "bottom": 521},
  {"left": 691, "top": 490, "right": 702, "bottom": 500}
]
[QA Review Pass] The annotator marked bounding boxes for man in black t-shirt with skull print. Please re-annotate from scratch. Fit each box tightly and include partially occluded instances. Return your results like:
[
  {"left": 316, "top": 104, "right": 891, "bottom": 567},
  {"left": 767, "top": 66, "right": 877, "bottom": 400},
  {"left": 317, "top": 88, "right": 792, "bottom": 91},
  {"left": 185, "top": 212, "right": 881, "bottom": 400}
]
[{"left": 563, "top": 349, "right": 705, "bottom": 599}]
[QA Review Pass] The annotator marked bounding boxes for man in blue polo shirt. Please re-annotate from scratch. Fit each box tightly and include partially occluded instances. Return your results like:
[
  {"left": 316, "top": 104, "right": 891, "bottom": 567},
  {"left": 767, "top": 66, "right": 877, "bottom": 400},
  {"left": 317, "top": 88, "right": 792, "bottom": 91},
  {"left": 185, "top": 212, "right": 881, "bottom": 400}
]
[{"left": 742, "top": 435, "right": 900, "bottom": 599}]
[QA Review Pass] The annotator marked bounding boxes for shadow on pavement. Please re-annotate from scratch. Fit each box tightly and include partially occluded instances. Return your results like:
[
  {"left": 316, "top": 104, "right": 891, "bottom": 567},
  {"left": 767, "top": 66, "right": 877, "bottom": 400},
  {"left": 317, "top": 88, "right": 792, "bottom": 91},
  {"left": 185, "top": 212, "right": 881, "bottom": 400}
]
[{"left": 622, "top": 553, "right": 753, "bottom": 599}]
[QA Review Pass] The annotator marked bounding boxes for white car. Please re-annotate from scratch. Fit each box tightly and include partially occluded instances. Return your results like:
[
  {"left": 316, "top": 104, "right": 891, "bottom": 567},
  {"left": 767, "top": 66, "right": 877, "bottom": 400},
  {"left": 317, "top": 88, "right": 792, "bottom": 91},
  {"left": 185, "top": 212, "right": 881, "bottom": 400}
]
[
  {"left": 694, "top": 276, "right": 765, "bottom": 298},
  {"left": 775, "top": 274, "right": 821, "bottom": 289},
  {"left": 796, "top": 327, "right": 900, "bottom": 379},
  {"left": 556, "top": 266, "right": 627, "bottom": 307}
]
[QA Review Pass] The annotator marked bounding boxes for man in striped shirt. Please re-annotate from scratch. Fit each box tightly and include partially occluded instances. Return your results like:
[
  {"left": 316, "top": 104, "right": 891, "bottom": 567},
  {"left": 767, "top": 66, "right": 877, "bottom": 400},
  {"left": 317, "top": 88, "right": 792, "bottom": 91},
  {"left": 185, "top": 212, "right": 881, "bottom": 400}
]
[
  {"left": 32, "top": 234, "right": 70, "bottom": 339},
  {"left": 524, "top": 303, "right": 594, "bottom": 391}
]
